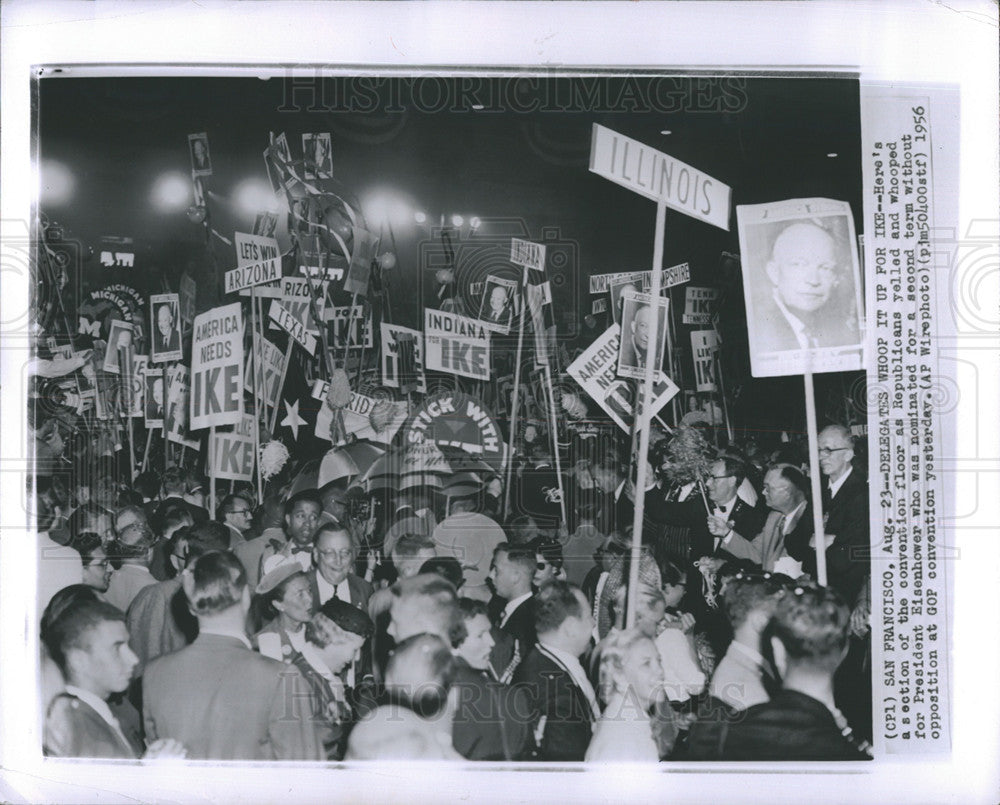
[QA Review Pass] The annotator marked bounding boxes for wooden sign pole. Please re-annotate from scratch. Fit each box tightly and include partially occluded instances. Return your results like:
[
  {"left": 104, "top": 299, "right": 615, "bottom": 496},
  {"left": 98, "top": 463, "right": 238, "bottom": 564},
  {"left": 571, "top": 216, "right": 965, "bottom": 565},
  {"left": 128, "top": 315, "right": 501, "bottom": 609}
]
[
  {"left": 803, "top": 373, "right": 829, "bottom": 586},
  {"left": 503, "top": 265, "right": 529, "bottom": 521},
  {"left": 626, "top": 199, "right": 666, "bottom": 629}
]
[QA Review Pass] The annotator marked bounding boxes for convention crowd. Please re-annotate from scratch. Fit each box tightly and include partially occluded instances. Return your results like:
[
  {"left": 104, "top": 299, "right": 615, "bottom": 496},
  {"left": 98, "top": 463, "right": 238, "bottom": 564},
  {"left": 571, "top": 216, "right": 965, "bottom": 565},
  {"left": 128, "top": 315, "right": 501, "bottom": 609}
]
[{"left": 34, "top": 420, "right": 873, "bottom": 763}]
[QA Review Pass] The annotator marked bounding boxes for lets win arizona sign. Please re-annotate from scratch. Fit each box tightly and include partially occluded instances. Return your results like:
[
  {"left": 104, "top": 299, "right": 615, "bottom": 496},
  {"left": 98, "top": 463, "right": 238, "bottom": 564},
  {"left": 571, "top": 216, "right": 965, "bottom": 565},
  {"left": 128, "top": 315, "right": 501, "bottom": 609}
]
[{"left": 190, "top": 303, "right": 244, "bottom": 431}]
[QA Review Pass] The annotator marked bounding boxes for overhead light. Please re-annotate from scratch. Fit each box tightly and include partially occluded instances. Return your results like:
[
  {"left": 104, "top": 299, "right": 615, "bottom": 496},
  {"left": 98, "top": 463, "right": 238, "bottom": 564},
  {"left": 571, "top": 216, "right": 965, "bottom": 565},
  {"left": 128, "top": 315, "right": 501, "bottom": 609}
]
[
  {"left": 827, "top": 152, "right": 838, "bottom": 158},
  {"left": 40, "top": 159, "right": 76, "bottom": 206},
  {"left": 470, "top": 216, "right": 481, "bottom": 230},
  {"left": 150, "top": 172, "right": 191, "bottom": 213},
  {"left": 451, "top": 214, "right": 464, "bottom": 227},
  {"left": 414, "top": 211, "right": 427, "bottom": 224},
  {"left": 660, "top": 130, "right": 672, "bottom": 136},
  {"left": 233, "top": 178, "right": 279, "bottom": 216}
]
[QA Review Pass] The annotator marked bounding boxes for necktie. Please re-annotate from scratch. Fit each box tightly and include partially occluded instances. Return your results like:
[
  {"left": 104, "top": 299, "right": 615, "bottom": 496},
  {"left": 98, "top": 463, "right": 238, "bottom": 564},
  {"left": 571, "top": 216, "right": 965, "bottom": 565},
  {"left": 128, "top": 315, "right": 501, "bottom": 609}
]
[{"left": 776, "top": 514, "right": 787, "bottom": 536}]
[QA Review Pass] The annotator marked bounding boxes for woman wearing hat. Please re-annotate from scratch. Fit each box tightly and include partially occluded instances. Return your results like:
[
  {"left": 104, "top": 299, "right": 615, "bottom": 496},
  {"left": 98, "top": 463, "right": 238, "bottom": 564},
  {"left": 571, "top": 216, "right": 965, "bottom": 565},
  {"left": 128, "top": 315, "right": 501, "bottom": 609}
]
[{"left": 252, "top": 564, "right": 314, "bottom": 662}]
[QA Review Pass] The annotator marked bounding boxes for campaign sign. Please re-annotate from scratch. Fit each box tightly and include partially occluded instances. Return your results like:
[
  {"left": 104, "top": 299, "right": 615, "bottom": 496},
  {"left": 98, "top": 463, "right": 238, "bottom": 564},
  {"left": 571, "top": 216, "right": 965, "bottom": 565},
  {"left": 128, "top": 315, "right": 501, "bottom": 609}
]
[
  {"left": 279, "top": 277, "right": 327, "bottom": 336},
  {"left": 568, "top": 324, "right": 679, "bottom": 433},
  {"left": 403, "top": 391, "right": 505, "bottom": 473},
  {"left": 190, "top": 303, "right": 244, "bottom": 431},
  {"left": 343, "top": 227, "right": 378, "bottom": 296},
  {"left": 510, "top": 238, "right": 546, "bottom": 272},
  {"left": 691, "top": 330, "right": 719, "bottom": 392},
  {"left": 327, "top": 305, "right": 374, "bottom": 349},
  {"left": 683, "top": 286, "right": 719, "bottom": 325},
  {"left": 589, "top": 123, "right": 731, "bottom": 231},
  {"left": 209, "top": 415, "right": 255, "bottom": 482},
  {"left": 269, "top": 299, "right": 318, "bottom": 355},
  {"left": 226, "top": 232, "right": 281, "bottom": 294},
  {"left": 381, "top": 323, "right": 427, "bottom": 393},
  {"left": 244, "top": 337, "right": 285, "bottom": 410},
  {"left": 589, "top": 263, "right": 691, "bottom": 295},
  {"left": 424, "top": 309, "right": 491, "bottom": 381}
]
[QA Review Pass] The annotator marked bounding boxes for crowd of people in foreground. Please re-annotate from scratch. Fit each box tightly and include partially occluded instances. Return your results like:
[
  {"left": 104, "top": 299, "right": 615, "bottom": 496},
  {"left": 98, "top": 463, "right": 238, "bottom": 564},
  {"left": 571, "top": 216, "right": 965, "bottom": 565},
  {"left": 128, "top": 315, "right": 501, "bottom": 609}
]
[{"left": 34, "top": 422, "right": 873, "bottom": 762}]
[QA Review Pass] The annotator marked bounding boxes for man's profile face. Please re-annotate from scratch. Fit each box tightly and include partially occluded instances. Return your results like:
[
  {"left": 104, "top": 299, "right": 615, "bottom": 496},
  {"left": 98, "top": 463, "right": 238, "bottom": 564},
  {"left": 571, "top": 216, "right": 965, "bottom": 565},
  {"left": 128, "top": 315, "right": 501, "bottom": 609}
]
[
  {"left": 762, "top": 468, "right": 793, "bottom": 512},
  {"left": 766, "top": 223, "right": 839, "bottom": 314},
  {"left": 285, "top": 499, "right": 321, "bottom": 546},
  {"left": 488, "top": 551, "right": 521, "bottom": 599},
  {"left": 705, "top": 459, "right": 738, "bottom": 505},
  {"left": 69, "top": 620, "right": 139, "bottom": 697},
  {"left": 817, "top": 427, "right": 854, "bottom": 479},
  {"left": 631, "top": 305, "right": 652, "bottom": 352},
  {"left": 156, "top": 305, "right": 174, "bottom": 339}
]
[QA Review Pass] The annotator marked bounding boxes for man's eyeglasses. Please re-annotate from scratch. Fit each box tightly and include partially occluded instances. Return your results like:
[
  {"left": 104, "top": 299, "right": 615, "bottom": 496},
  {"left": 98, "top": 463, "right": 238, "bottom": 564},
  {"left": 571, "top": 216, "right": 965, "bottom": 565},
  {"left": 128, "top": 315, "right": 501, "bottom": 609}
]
[
  {"left": 707, "top": 474, "right": 733, "bottom": 481},
  {"left": 817, "top": 447, "right": 850, "bottom": 456}
]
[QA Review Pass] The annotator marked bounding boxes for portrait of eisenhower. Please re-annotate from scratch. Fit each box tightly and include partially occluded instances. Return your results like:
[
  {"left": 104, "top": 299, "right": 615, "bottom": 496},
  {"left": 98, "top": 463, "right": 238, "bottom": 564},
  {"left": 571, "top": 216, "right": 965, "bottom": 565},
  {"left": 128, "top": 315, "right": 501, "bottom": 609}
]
[{"left": 742, "top": 213, "right": 863, "bottom": 356}]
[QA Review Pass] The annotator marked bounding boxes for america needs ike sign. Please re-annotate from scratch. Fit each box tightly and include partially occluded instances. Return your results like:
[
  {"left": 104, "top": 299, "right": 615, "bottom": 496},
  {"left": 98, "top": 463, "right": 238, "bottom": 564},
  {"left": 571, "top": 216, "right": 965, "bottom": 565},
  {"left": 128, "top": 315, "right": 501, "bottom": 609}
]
[{"left": 190, "top": 303, "right": 244, "bottom": 431}]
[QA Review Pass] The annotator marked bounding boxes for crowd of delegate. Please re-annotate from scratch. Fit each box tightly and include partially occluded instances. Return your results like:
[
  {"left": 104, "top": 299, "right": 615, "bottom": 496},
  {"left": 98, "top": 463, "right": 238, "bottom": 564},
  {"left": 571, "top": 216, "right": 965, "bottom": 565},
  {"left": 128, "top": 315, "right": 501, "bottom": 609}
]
[{"left": 34, "top": 420, "right": 873, "bottom": 762}]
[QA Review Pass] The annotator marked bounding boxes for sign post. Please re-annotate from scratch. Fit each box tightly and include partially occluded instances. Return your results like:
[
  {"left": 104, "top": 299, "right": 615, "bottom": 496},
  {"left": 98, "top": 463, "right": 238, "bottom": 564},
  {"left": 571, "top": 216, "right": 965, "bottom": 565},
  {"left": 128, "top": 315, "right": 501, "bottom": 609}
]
[{"left": 589, "top": 123, "right": 730, "bottom": 628}]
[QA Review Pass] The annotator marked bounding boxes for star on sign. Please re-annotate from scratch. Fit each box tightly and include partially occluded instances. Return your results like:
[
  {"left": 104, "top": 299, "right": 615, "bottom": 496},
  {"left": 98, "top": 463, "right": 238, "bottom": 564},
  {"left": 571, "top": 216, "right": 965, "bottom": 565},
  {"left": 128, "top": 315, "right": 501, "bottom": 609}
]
[{"left": 281, "top": 399, "right": 307, "bottom": 440}]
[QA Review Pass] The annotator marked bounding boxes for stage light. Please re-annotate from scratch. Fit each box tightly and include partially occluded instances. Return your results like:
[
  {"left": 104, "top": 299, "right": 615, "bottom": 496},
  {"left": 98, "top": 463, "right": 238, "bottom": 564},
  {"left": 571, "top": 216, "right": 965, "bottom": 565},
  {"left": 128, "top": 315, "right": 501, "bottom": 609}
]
[
  {"left": 40, "top": 159, "right": 75, "bottom": 206},
  {"left": 470, "top": 216, "right": 482, "bottom": 230},
  {"left": 151, "top": 172, "right": 191, "bottom": 213},
  {"left": 660, "top": 130, "right": 672, "bottom": 136},
  {"left": 414, "top": 211, "right": 427, "bottom": 224},
  {"left": 827, "top": 153, "right": 838, "bottom": 158},
  {"left": 364, "top": 191, "right": 412, "bottom": 229},
  {"left": 451, "top": 214, "right": 464, "bottom": 227},
  {"left": 233, "top": 178, "right": 279, "bottom": 216}
]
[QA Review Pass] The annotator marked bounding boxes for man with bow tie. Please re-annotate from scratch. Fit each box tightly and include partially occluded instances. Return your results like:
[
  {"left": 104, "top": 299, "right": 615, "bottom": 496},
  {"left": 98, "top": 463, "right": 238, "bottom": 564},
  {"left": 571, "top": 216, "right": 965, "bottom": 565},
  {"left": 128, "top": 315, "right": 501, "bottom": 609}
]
[
  {"left": 259, "top": 490, "right": 323, "bottom": 579},
  {"left": 696, "top": 456, "right": 768, "bottom": 562}
]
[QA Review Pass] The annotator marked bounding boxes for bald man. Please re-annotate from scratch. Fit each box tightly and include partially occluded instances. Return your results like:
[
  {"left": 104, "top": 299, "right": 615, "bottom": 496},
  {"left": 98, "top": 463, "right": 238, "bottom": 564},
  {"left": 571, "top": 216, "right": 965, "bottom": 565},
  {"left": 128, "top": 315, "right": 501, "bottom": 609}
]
[{"left": 757, "top": 221, "right": 860, "bottom": 352}]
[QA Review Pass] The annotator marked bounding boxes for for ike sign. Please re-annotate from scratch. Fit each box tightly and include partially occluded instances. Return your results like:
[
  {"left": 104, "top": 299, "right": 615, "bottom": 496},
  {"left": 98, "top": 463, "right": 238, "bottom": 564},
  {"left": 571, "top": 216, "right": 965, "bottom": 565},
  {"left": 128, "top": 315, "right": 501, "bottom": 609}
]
[
  {"left": 190, "top": 303, "right": 244, "bottom": 430},
  {"left": 424, "top": 309, "right": 490, "bottom": 380}
]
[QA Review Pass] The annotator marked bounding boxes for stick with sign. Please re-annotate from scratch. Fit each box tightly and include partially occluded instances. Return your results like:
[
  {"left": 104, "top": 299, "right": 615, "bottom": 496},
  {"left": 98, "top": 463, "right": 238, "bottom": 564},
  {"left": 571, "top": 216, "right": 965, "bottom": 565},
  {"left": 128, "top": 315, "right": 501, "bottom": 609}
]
[{"left": 803, "top": 375, "right": 829, "bottom": 587}]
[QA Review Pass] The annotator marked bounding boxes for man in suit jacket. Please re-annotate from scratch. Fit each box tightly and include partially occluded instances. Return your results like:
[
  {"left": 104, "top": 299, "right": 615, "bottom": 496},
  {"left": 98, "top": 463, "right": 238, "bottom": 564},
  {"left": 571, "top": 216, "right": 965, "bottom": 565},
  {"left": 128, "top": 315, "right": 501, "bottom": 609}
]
[
  {"left": 513, "top": 580, "right": 599, "bottom": 762},
  {"left": 43, "top": 598, "right": 184, "bottom": 759},
  {"left": 685, "top": 456, "right": 768, "bottom": 562},
  {"left": 786, "top": 426, "right": 870, "bottom": 605},
  {"left": 487, "top": 543, "right": 536, "bottom": 682},
  {"left": 142, "top": 551, "right": 324, "bottom": 760},
  {"left": 259, "top": 490, "right": 323, "bottom": 578},
  {"left": 154, "top": 302, "right": 181, "bottom": 354},
  {"left": 709, "top": 465, "right": 809, "bottom": 573},
  {"left": 308, "top": 523, "right": 373, "bottom": 611}
]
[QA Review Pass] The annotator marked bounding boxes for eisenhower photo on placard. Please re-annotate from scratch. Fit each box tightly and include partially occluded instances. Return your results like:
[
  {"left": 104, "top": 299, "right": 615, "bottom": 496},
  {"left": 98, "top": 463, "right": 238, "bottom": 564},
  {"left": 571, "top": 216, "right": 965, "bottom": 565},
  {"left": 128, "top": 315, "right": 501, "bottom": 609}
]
[
  {"left": 737, "top": 198, "right": 864, "bottom": 378},
  {"left": 149, "top": 293, "right": 182, "bottom": 364},
  {"left": 617, "top": 289, "right": 669, "bottom": 381},
  {"left": 187, "top": 132, "right": 212, "bottom": 177},
  {"left": 478, "top": 276, "right": 518, "bottom": 334}
]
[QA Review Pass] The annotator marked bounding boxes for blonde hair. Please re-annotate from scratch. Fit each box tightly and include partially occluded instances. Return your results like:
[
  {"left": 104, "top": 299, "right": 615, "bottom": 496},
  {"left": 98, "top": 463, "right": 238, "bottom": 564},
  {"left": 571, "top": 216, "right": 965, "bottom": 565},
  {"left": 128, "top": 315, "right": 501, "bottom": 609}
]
[{"left": 597, "top": 627, "right": 654, "bottom": 701}]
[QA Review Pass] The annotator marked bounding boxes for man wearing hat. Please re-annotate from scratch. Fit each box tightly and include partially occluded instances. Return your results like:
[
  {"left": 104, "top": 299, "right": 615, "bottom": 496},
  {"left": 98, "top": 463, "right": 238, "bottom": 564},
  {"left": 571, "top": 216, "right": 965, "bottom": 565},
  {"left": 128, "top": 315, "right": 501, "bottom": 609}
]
[{"left": 288, "top": 598, "right": 373, "bottom": 759}]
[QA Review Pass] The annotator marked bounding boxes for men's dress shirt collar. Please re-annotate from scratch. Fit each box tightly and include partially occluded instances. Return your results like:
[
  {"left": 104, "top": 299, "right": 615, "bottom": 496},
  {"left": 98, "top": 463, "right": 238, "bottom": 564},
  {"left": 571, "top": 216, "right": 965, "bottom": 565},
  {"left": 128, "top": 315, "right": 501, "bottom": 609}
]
[
  {"left": 501, "top": 592, "right": 532, "bottom": 626},
  {"left": 715, "top": 495, "right": 739, "bottom": 516},
  {"left": 64, "top": 685, "right": 118, "bottom": 729},
  {"left": 728, "top": 640, "right": 774, "bottom": 677},
  {"left": 199, "top": 626, "right": 253, "bottom": 650},
  {"left": 783, "top": 499, "right": 808, "bottom": 533},
  {"left": 316, "top": 573, "right": 351, "bottom": 605},
  {"left": 773, "top": 292, "right": 813, "bottom": 349},
  {"left": 828, "top": 465, "right": 853, "bottom": 498},
  {"left": 538, "top": 642, "right": 600, "bottom": 720}
]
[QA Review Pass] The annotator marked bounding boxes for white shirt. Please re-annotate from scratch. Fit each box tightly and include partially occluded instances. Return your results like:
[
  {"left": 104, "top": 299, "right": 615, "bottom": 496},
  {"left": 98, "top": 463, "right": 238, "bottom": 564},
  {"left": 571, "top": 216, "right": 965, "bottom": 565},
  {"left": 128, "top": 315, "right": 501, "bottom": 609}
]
[
  {"left": 774, "top": 292, "right": 814, "bottom": 350},
  {"left": 538, "top": 642, "right": 600, "bottom": 720},
  {"left": 828, "top": 465, "right": 853, "bottom": 499},
  {"left": 783, "top": 499, "right": 808, "bottom": 535},
  {"left": 315, "top": 573, "right": 352, "bottom": 606},
  {"left": 500, "top": 592, "right": 532, "bottom": 628}
]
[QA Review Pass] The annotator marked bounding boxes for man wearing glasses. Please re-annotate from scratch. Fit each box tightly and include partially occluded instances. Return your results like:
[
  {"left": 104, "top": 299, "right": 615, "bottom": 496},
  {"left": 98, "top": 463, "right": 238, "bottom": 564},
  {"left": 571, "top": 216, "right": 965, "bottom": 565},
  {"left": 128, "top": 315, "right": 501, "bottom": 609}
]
[
  {"left": 698, "top": 456, "right": 767, "bottom": 561},
  {"left": 309, "top": 523, "right": 373, "bottom": 612},
  {"left": 218, "top": 494, "right": 252, "bottom": 548}
]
